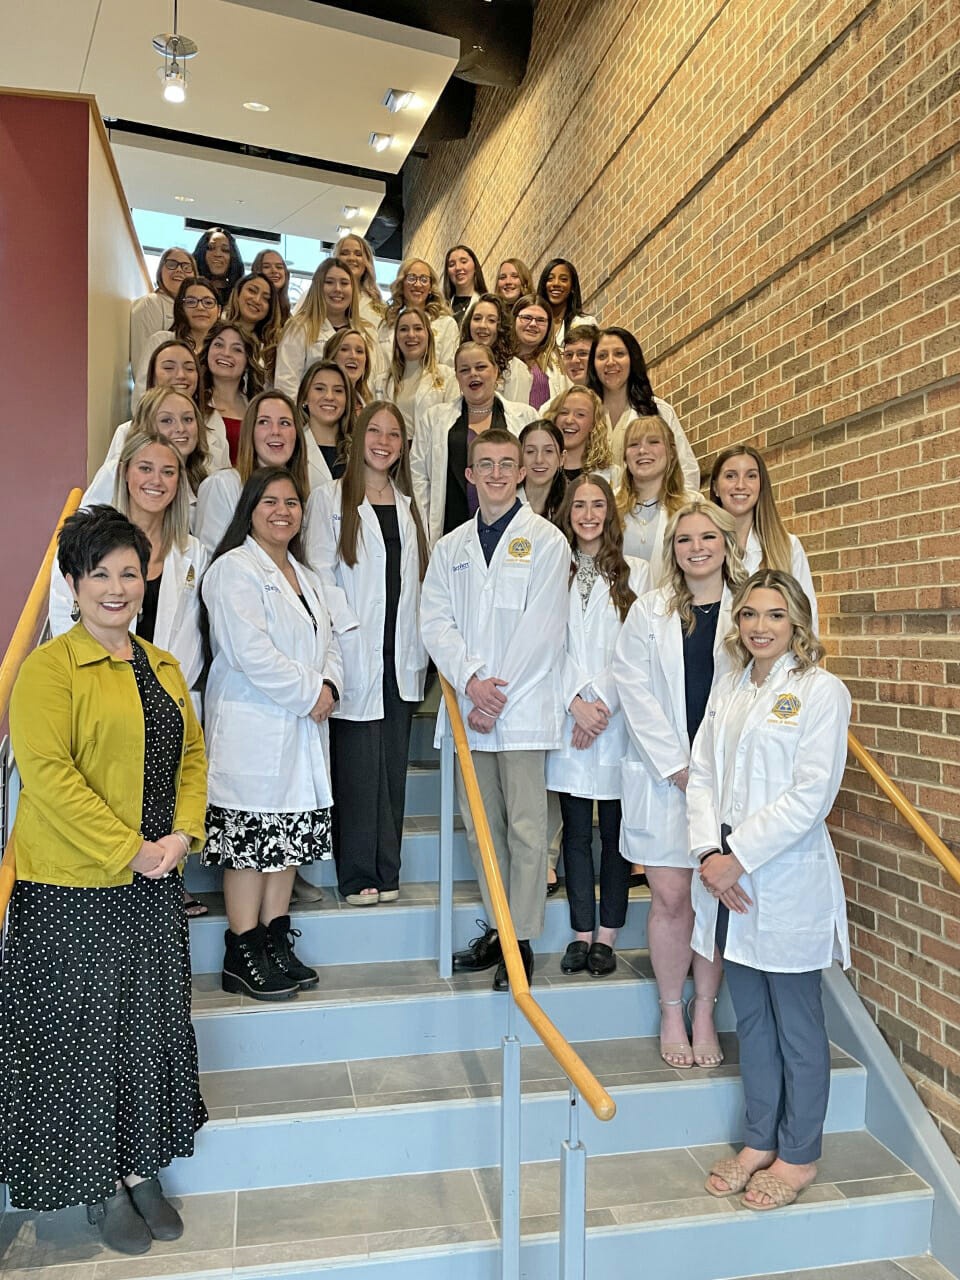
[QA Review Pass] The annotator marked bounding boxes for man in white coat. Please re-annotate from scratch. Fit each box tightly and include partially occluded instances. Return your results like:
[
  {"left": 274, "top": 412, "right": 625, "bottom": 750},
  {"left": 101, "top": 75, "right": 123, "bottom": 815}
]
[{"left": 421, "top": 428, "right": 569, "bottom": 990}]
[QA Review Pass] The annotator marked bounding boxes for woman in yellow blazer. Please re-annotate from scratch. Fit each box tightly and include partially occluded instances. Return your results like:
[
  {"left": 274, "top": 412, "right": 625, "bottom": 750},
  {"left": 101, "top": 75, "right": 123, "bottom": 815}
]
[{"left": 0, "top": 505, "right": 207, "bottom": 1258}]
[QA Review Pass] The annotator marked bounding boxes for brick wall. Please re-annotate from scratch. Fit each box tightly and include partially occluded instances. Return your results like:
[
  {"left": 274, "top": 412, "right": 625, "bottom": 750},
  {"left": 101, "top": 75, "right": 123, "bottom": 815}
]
[{"left": 403, "top": 0, "right": 960, "bottom": 1152}]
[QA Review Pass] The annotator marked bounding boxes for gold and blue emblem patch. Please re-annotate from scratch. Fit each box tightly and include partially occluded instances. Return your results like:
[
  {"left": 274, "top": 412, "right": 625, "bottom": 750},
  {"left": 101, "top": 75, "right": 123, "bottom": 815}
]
[
  {"left": 507, "top": 537, "right": 532, "bottom": 560},
  {"left": 770, "top": 692, "right": 801, "bottom": 721}
]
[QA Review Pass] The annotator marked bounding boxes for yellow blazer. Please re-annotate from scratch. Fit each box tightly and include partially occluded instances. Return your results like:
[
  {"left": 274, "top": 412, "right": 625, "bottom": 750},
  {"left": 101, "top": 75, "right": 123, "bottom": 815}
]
[{"left": 9, "top": 625, "right": 207, "bottom": 888}]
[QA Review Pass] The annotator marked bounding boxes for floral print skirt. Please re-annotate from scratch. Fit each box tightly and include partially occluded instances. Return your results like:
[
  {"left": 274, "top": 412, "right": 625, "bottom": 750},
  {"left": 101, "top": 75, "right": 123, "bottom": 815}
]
[{"left": 201, "top": 804, "right": 332, "bottom": 871}]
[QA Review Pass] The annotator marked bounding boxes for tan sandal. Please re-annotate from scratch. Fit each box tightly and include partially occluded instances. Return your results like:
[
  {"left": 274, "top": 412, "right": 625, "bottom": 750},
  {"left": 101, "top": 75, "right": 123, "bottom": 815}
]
[
  {"left": 741, "top": 1169, "right": 804, "bottom": 1211},
  {"left": 658, "top": 998, "right": 693, "bottom": 1069},
  {"left": 686, "top": 994, "right": 724, "bottom": 1068},
  {"left": 705, "top": 1156, "right": 753, "bottom": 1197}
]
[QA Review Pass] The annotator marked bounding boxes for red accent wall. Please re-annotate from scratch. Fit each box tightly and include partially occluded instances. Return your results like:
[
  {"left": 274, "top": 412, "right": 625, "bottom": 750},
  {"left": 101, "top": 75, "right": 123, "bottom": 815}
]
[{"left": 0, "top": 95, "right": 89, "bottom": 655}]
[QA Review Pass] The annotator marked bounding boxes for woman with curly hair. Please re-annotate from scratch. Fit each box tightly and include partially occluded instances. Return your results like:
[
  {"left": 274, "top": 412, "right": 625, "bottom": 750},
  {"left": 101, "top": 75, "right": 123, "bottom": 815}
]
[
  {"left": 461, "top": 293, "right": 528, "bottom": 402},
  {"left": 544, "top": 386, "right": 612, "bottom": 481},
  {"left": 380, "top": 258, "right": 460, "bottom": 367}
]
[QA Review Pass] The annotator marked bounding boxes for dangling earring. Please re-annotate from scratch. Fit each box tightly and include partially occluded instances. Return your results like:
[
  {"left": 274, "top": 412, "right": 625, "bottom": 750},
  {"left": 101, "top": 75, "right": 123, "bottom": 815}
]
[{"left": 70, "top": 599, "right": 81, "bottom": 622}]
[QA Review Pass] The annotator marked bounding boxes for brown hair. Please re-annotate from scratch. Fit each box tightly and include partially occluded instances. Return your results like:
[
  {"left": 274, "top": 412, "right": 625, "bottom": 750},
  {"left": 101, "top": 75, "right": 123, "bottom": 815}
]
[
  {"left": 324, "top": 326, "right": 376, "bottom": 407},
  {"left": 556, "top": 474, "right": 637, "bottom": 622},
  {"left": 295, "top": 360, "right": 356, "bottom": 470},
  {"left": 386, "top": 306, "right": 447, "bottom": 395},
  {"left": 512, "top": 294, "right": 559, "bottom": 372},
  {"left": 234, "top": 390, "right": 309, "bottom": 494},
  {"left": 709, "top": 444, "right": 793, "bottom": 571}
]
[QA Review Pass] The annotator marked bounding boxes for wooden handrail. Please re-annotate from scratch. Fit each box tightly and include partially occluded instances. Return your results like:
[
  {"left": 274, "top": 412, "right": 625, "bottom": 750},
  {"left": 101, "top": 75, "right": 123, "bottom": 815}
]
[
  {"left": 0, "top": 489, "right": 84, "bottom": 915},
  {"left": 439, "top": 676, "right": 616, "bottom": 1123},
  {"left": 847, "top": 729, "right": 960, "bottom": 887}
]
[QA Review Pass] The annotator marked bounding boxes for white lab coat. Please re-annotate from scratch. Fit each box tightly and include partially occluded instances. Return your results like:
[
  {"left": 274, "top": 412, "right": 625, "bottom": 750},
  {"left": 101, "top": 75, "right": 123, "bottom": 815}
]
[
  {"left": 202, "top": 537, "right": 343, "bottom": 812},
  {"left": 372, "top": 365, "right": 459, "bottom": 438},
  {"left": 499, "top": 357, "right": 530, "bottom": 403},
  {"left": 49, "top": 536, "right": 207, "bottom": 693},
  {"left": 378, "top": 312, "right": 461, "bottom": 370},
  {"left": 195, "top": 469, "right": 242, "bottom": 555},
  {"left": 609, "top": 398, "right": 700, "bottom": 493},
  {"left": 613, "top": 585, "right": 735, "bottom": 867},
  {"left": 102, "top": 414, "right": 230, "bottom": 474},
  {"left": 687, "top": 657, "right": 852, "bottom": 972},
  {"left": 130, "top": 292, "right": 174, "bottom": 370},
  {"left": 304, "top": 482, "right": 428, "bottom": 719},
  {"left": 546, "top": 557, "right": 650, "bottom": 799},
  {"left": 743, "top": 528, "right": 819, "bottom": 632},
  {"left": 420, "top": 503, "right": 569, "bottom": 752},
  {"left": 410, "top": 396, "right": 539, "bottom": 547},
  {"left": 507, "top": 361, "right": 572, "bottom": 409},
  {"left": 554, "top": 312, "right": 599, "bottom": 349},
  {"left": 277, "top": 317, "right": 385, "bottom": 399}
]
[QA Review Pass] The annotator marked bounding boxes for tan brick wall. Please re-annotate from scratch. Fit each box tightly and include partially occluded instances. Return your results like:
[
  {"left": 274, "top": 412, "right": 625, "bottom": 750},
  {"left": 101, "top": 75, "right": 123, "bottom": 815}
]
[{"left": 404, "top": 0, "right": 960, "bottom": 1152}]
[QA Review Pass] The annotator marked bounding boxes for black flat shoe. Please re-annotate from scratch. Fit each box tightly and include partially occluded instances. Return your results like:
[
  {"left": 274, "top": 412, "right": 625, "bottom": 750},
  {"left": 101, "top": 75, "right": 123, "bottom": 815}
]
[
  {"left": 453, "top": 920, "right": 502, "bottom": 971},
  {"left": 629, "top": 872, "right": 648, "bottom": 889},
  {"left": 128, "top": 1176, "right": 184, "bottom": 1241},
  {"left": 560, "top": 941, "right": 589, "bottom": 973},
  {"left": 493, "top": 940, "right": 534, "bottom": 991},
  {"left": 546, "top": 878, "right": 560, "bottom": 897},
  {"left": 587, "top": 942, "right": 617, "bottom": 976},
  {"left": 87, "top": 1187, "right": 152, "bottom": 1256}
]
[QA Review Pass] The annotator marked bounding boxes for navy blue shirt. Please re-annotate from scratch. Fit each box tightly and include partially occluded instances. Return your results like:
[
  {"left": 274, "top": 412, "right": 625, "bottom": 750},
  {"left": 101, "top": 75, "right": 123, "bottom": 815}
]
[
  {"left": 683, "top": 601, "right": 720, "bottom": 745},
  {"left": 477, "top": 499, "right": 522, "bottom": 566}
]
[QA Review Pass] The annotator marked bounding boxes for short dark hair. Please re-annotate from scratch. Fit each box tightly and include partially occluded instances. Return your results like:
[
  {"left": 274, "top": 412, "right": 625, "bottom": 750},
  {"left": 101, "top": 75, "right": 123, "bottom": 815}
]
[
  {"left": 57, "top": 505, "right": 151, "bottom": 582},
  {"left": 564, "top": 323, "right": 600, "bottom": 348},
  {"left": 467, "top": 427, "right": 520, "bottom": 465}
]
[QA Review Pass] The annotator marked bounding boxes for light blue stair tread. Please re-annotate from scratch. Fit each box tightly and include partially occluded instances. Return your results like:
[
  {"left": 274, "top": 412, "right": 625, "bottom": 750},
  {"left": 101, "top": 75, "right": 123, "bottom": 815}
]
[
  {"left": 723, "top": 1257, "right": 957, "bottom": 1279},
  {"left": 0, "top": 1134, "right": 931, "bottom": 1280}
]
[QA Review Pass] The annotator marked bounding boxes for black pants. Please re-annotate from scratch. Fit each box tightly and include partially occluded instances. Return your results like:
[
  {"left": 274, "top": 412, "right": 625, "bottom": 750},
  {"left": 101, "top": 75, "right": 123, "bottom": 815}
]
[
  {"left": 331, "top": 663, "right": 415, "bottom": 895},
  {"left": 559, "top": 795, "right": 630, "bottom": 933}
]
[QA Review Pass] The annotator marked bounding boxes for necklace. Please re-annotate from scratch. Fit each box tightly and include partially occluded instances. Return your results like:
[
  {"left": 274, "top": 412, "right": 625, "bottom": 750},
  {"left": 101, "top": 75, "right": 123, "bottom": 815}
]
[
  {"left": 365, "top": 477, "right": 391, "bottom": 497},
  {"left": 631, "top": 498, "right": 660, "bottom": 542},
  {"left": 467, "top": 400, "right": 495, "bottom": 418}
]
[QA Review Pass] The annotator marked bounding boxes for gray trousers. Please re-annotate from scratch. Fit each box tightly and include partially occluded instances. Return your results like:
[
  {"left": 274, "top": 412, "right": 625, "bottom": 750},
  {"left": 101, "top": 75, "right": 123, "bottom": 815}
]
[
  {"left": 455, "top": 750, "right": 547, "bottom": 941},
  {"left": 718, "top": 907, "right": 830, "bottom": 1164}
]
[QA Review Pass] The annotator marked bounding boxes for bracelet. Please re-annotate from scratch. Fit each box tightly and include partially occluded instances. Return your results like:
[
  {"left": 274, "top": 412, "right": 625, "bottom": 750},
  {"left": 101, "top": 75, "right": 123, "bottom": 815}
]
[{"left": 173, "top": 831, "right": 191, "bottom": 854}]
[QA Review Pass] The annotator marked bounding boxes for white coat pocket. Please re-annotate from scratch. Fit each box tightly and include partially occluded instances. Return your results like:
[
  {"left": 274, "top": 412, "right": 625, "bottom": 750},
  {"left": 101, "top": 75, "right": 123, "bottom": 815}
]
[
  {"left": 210, "top": 702, "right": 285, "bottom": 777},
  {"left": 754, "top": 854, "right": 830, "bottom": 933},
  {"left": 621, "top": 760, "right": 685, "bottom": 838},
  {"left": 336, "top": 627, "right": 366, "bottom": 697},
  {"left": 496, "top": 566, "right": 530, "bottom": 611}
]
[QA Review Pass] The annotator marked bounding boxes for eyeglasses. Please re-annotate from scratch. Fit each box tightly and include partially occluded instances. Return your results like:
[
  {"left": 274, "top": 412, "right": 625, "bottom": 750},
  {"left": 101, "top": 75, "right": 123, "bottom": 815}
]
[
  {"left": 517, "top": 314, "right": 548, "bottom": 328},
  {"left": 472, "top": 458, "right": 519, "bottom": 476},
  {"left": 183, "top": 297, "right": 218, "bottom": 309},
  {"left": 163, "top": 259, "right": 192, "bottom": 272},
  {"left": 405, "top": 273, "right": 431, "bottom": 287}
]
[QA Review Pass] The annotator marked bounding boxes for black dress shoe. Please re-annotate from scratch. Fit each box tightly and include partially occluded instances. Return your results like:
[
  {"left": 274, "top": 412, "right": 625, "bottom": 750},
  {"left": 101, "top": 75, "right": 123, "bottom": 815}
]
[
  {"left": 587, "top": 942, "right": 617, "bottom": 976},
  {"left": 128, "top": 1176, "right": 184, "bottom": 1241},
  {"left": 493, "top": 940, "right": 534, "bottom": 991},
  {"left": 629, "top": 871, "right": 648, "bottom": 889},
  {"left": 560, "top": 941, "right": 590, "bottom": 973},
  {"left": 87, "top": 1187, "right": 152, "bottom": 1255},
  {"left": 546, "top": 878, "right": 560, "bottom": 897},
  {"left": 453, "top": 921, "right": 502, "bottom": 971}
]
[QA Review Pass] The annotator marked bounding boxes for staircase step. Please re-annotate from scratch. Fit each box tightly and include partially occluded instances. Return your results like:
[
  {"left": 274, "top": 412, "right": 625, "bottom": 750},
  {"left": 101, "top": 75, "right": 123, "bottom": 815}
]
[
  {"left": 727, "top": 1259, "right": 957, "bottom": 1279},
  {"left": 184, "top": 882, "right": 652, "bottom": 972},
  {"left": 1, "top": 1135, "right": 932, "bottom": 1279}
]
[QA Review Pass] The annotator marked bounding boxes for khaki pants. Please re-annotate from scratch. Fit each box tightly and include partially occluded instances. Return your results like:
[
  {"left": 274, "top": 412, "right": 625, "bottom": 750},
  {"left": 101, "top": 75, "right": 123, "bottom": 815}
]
[{"left": 455, "top": 749, "right": 548, "bottom": 941}]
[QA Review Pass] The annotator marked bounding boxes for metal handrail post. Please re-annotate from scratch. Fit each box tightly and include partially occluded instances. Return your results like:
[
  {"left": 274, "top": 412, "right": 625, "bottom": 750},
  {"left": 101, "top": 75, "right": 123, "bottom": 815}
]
[
  {"left": 559, "top": 1088, "right": 586, "bottom": 1280},
  {"left": 437, "top": 728, "right": 454, "bottom": 979},
  {"left": 501, "top": 994, "right": 521, "bottom": 1280}
]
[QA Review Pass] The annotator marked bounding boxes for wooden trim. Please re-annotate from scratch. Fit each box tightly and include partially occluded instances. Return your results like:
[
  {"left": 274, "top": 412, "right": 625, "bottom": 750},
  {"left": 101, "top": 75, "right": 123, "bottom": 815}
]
[{"left": 439, "top": 675, "right": 617, "bottom": 1122}]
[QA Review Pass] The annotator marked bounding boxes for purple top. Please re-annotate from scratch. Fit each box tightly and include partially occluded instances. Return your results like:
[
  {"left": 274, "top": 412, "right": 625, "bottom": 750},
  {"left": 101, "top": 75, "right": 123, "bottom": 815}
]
[{"left": 529, "top": 365, "right": 550, "bottom": 410}]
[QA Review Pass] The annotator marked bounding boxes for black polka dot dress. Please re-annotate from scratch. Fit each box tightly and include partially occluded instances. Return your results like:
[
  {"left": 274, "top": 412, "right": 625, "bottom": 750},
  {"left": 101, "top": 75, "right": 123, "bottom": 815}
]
[{"left": 0, "top": 641, "right": 207, "bottom": 1211}]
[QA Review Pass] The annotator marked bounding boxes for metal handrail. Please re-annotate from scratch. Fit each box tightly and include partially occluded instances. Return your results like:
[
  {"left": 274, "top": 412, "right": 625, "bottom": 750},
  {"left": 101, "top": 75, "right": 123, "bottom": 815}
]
[
  {"left": 0, "top": 488, "right": 83, "bottom": 915},
  {"left": 439, "top": 676, "right": 616, "bottom": 1123},
  {"left": 847, "top": 729, "right": 960, "bottom": 886}
]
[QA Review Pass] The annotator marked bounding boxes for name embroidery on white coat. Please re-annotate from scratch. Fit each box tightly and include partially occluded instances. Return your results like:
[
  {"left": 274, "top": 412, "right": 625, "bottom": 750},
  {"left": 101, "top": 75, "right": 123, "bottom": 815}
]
[
  {"left": 769, "top": 692, "right": 801, "bottom": 721},
  {"left": 264, "top": 583, "right": 281, "bottom": 593},
  {"left": 452, "top": 561, "right": 470, "bottom": 573}
]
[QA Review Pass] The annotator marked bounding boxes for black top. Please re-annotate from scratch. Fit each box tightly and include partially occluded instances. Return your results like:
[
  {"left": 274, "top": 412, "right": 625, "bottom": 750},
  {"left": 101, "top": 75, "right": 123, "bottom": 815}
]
[
  {"left": 297, "top": 592, "right": 318, "bottom": 632},
  {"left": 319, "top": 443, "right": 346, "bottom": 481},
  {"left": 138, "top": 574, "right": 162, "bottom": 644},
  {"left": 372, "top": 503, "right": 402, "bottom": 659},
  {"left": 128, "top": 639, "right": 183, "bottom": 841},
  {"left": 450, "top": 295, "right": 472, "bottom": 321},
  {"left": 477, "top": 499, "right": 522, "bottom": 566},
  {"left": 682, "top": 601, "right": 720, "bottom": 745},
  {"left": 445, "top": 399, "right": 509, "bottom": 535},
  {"left": 563, "top": 466, "right": 583, "bottom": 481}
]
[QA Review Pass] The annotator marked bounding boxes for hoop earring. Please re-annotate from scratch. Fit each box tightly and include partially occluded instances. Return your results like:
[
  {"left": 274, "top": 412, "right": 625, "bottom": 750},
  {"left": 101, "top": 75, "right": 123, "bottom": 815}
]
[{"left": 70, "top": 600, "right": 81, "bottom": 622}]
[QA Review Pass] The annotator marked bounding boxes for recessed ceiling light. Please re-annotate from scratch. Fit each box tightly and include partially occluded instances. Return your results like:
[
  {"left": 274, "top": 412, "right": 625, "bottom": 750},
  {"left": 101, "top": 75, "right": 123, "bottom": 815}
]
[
  {"left": 342, "top": 205, "right": 359, "bottom": 219},
  {"left": 174, "top": 194, "right": 194, "bottom": 202},
  {"left": 243, "top": 101, "right": 270, "bottom": 112},
  {"left": 369, "top": 132, "right": 393, "bottom": 153},
  {"left": 383, "top": 88, "right": 414, "bottom": 113},
  {"left": 336, "top": 224, "right": 351, "bottom": 237}
]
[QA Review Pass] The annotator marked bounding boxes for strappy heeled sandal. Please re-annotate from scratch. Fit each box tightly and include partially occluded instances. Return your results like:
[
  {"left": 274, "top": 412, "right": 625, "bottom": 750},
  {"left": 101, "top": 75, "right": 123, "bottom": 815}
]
[
  {"left": 658, "top": 998, "right": 693, "bottom": 1068},
  {"left": 686, "top": 993, "right": 723, "bottom": 1068}
]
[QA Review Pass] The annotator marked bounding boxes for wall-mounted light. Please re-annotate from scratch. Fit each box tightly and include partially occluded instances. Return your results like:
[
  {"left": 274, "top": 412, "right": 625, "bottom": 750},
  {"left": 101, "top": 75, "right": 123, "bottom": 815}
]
[
  {"left": 153, "top": 2, "right": 198, "bottom": 105},
  {"left": 382, "top": 88, "right": 415, "bottom": 113},
  {"left": 368, "top": 132, "right": 393, "bottom": 153},
  {"left": 342, "top": 205, "right": 359, "bottom": 219}
]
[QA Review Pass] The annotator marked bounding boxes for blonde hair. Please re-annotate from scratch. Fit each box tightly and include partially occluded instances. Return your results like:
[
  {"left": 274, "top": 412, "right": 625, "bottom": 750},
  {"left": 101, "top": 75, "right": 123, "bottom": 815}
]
[
  {"left": 334, "top": 234, "right": 385, "bottom": 317},
  {"left": 614, "top": 415, "right": 687, "bottom": 523},
  {"left": 386, "top": 305, "right": 447, "bottom": 395},
  {"left": 661, "top": 498, "right": 746, "bottom": 636},
  {"left": 112, "top": 429, "right": 191, "bottom": 558},
  {"left": 725, "top": 569, "right": 824, "bottom": 671},
  {"left": 384, "top": 258, "right": 453, "bottom": 328},
  {"left": 323, "top": 326, "right": 376, "bottom": 406},
  {"left": 543, "top": 385, "right": 611, "bottom": 471},
  {"left": 286, "top": 257, "right": 357, "bottom": 346},
  {"left": 132, "top": 386, "right": 208, "bottom": 495}
]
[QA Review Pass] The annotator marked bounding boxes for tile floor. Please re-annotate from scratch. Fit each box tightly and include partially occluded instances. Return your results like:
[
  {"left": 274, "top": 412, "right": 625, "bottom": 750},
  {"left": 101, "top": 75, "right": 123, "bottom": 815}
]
[{"left": 0, "top": 1132, "right": 936, "bottom": 1279}]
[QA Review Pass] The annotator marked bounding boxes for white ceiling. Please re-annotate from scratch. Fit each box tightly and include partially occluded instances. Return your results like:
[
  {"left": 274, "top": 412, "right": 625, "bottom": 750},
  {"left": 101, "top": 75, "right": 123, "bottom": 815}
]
[
  {"left": 111, "top": 131, "right": 385, "bottom": 240},
  {"left": 0, "top": 0, "right": 459, "bottom": 234}
]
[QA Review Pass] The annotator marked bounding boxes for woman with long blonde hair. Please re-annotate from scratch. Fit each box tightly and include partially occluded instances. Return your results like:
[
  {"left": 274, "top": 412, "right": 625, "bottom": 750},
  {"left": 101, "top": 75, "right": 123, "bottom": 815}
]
[
  {"left": 614, "top": 416, "right": 694, "bottom": 585},
  {"left": 324, "top": 326, "right": 376, "bottom": 410},
  {"left": 544, "top": 385, "right": 612, "bottom": 480},
  {"left": 275, "top": 257, "right": 360, "bottom": 397},
  {"left": 380, "top": 258, "right": 459, "bottom": 366},
  {"left": 334, "top": 234, "right": 386, "bottom": 330},
  {"left": 373, "top": 306, "right": 457, "bottom": 438},
  {"left": 614, "top": 497, "right": 745, "bottom": 1069}
]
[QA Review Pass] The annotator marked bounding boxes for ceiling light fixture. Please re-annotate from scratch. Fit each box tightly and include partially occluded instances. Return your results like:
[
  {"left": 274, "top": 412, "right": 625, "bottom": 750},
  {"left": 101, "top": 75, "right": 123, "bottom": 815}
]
[
  {"left": 153, "top": 1, "right": 198, "bottom": 105},
  {"left": 174, "top": 194, "right": 195, "bottom": 203},
  {"left": 369, "top": 132, "right": 393, "bottom": 153},
  {"left": 336, "top": 224, "right": 351, "bottom": 237},
  {"left": 243, "top": 101, "right": 270, "bottom": 112},
  {"left": 383, "top": 88, "right": 414, "bottom": 113},
  {"left": 342, "top": 205, "right": 359, "bottom": 219}
]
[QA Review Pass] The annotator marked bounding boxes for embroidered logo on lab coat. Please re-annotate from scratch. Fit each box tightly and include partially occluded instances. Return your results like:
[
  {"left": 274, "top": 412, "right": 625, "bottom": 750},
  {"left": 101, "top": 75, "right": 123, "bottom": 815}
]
[
  {"left": 770, "top": 692, "right": 801, "bottom": 721},
  {"left": 507, "top": 537, "right": 531, "bottom": 560}
]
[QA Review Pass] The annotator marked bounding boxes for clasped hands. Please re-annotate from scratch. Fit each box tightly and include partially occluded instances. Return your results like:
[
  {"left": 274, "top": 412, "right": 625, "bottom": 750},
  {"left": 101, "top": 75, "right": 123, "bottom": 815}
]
[
  {"left": 130, "top": 832, "right": 189, "bottom": 878},
  {"left": 466, "top": 674, "right": 508, "bottom": 733},
  {"left": 699, "top": 849, "right": 753, "bottom": 914},
  {"left": 570, "top": 694, "right": 611, "bottom": 750}
]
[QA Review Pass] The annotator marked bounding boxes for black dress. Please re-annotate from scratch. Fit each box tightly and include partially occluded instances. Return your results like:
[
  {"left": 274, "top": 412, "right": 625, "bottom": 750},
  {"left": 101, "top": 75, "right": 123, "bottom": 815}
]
[{"left": 0, "top": 640, "right": 207, "bottom": 1211}]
